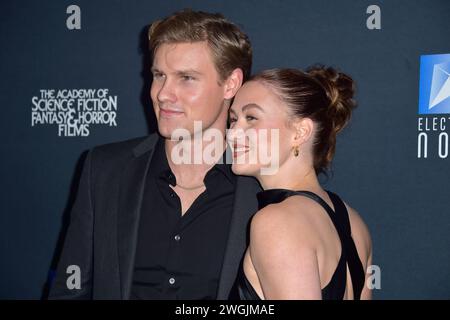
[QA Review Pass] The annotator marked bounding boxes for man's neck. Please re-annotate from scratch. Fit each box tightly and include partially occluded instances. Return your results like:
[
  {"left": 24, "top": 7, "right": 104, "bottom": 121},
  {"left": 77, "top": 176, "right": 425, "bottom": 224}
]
[{"left": 164, "top": 129, "right": 227, "bottom": 186}]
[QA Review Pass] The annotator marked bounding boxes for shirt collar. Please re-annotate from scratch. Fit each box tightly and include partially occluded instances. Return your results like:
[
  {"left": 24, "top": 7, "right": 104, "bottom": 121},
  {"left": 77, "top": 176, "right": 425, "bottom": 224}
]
[
  {"left": 151, "top": 135, "right": 235, "bottom": 186},
  {"left": 209, "top": 144, "right": 235, "bottom": 185},
  {"left": 150, "top": 135, "right": 176, "bottom": 186}
]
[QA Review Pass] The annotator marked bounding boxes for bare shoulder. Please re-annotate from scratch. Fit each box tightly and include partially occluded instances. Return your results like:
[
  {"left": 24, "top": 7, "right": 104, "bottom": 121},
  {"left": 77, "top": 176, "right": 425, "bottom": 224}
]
[
  {"left": 250, "top": 196, "right": 372, "bottom": 256},
  {"left": 248, "top": 200, "right": 323, "bottom": 299},
  {"left": 249, "top": 197, "right": 323, "bottom": 249},
  {"left": 343, "top": 202, "right": 372, "bottom": 264}
]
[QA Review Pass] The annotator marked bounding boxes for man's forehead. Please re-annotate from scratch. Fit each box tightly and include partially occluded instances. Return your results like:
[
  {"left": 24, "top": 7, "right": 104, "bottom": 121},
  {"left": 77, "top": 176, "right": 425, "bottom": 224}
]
[{"left": 152, "top": 41, "right": 214, "bottom": 71}]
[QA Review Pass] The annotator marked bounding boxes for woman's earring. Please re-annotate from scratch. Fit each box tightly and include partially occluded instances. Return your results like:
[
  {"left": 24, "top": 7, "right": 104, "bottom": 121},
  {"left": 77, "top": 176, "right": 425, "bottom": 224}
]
[{"left": 293, "top": 146, "right": 299, "bottom": 157}]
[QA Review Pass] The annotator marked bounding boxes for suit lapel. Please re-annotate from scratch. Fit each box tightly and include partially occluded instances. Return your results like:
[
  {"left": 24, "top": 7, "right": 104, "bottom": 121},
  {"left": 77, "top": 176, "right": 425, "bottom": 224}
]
[
  {"left": 216, "top": 176, "right": 261, "bottom": 299},
  {"left": 117, "top": 134, "right": 158, "bottom": 299}
]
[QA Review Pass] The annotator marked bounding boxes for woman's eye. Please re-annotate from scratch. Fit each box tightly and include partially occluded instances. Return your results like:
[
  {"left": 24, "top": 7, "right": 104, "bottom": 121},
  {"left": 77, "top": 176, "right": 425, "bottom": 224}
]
[
  {"left": 229, "top": 117, "right": 237, "bottom": 123},
  {"left": 246, "top": 115, "right": 257, "bottom": 121}
]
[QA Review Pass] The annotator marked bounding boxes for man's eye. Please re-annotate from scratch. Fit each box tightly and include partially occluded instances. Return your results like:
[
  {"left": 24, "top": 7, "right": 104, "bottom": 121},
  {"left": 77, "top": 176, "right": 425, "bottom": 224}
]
[
  {"left": 182, "top": 75, "right": 195, "bottom": 81},
  {"left": 153, "top": 73, "right": 164, "bottom": 79},
  {"left": 229, "top": 117, "right": 237, "bottom": 123}
]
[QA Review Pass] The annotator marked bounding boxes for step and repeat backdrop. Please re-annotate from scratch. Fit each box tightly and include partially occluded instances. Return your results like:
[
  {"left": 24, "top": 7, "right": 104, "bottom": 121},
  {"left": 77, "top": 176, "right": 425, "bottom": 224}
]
[{"left": 1, "top": 0, "right": 449, "bottom": 299}]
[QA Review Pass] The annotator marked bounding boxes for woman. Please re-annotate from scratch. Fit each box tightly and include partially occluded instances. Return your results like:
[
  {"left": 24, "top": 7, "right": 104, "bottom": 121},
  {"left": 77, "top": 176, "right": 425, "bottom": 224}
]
[{"left": 227, "top": 66, "right": 372, "bottom": 300}]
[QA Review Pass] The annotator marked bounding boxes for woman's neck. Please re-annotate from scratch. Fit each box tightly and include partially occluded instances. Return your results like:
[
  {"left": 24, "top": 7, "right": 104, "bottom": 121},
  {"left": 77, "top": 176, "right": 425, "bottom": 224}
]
[{"left": 257, "top": 164, "right": 322, "bottom": 193}]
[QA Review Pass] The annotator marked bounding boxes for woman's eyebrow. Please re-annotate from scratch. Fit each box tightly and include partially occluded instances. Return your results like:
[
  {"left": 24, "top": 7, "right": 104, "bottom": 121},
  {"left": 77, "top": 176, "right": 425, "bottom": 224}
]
[{"left": 242, "top": 103, "right": 264, "bottom": 113}]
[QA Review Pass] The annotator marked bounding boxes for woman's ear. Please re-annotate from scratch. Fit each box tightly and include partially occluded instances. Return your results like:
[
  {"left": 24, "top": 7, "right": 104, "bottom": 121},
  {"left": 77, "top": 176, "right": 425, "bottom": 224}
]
[
  {"left": 223, "top": 68, "right": 244, "bottom": 100},
  {"left": 292, "top": 117, "right": 314, "bottom": 146}
]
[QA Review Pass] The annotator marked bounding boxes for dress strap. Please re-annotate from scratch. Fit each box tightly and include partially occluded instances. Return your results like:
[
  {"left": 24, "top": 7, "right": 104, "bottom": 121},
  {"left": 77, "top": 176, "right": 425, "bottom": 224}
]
[
  {"left": 327, "top": 191, "right": 365, "bottom": 300},
  {"left": 288, "top": 190, "right": 365, "bottom": 299},
  {"left": 255, "top": 188, "right": 366, "bottom": 299},
  {"left": 288, "top": 191, "right": 348, "bottom": 244}
]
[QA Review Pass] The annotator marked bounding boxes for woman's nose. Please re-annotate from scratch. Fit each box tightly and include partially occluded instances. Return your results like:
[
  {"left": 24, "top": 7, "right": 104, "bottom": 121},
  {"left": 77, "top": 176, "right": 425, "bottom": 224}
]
[{"left": 226, "top": 126, "right": 247, "bottom": 146}]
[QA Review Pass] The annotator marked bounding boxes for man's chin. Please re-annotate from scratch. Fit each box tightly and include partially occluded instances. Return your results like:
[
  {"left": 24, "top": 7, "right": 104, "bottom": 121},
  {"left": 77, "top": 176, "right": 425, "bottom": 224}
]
[{"left": 158, "top": 124, "right": 192, "bottom": 141}]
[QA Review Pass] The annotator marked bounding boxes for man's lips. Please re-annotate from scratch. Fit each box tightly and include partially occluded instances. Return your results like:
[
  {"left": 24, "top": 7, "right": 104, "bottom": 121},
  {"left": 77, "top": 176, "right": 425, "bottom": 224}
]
[{"left": 159, "top": 108, "right": 184, "bottom": 118}]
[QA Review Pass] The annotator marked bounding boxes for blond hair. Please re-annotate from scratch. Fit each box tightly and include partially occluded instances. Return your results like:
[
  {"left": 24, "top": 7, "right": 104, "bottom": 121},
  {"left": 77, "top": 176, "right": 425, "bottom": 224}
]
[{"left": 148, "top": 9, "right": 252, "bottom": 82}]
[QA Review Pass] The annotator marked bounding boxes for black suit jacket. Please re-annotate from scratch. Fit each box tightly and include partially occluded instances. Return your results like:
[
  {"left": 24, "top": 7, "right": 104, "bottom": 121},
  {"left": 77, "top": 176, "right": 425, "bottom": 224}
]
[{"left": 49, "top": 133, "right": 261, "bottom": 299}]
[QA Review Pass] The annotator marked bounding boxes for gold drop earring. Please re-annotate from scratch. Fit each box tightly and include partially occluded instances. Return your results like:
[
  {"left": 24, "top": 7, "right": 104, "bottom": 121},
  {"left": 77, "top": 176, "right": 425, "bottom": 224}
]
[{"left": 293, "top": 145, "right": 299, "bottom": 157}]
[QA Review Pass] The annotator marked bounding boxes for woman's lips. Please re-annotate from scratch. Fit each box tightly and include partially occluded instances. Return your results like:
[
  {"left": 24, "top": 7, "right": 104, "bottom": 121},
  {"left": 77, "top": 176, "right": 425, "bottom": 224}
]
[
  {"left": 159, "top": 108, "right": 184, "bottom": 118},
  {"left": 233, "top": 146, "right": 250, "bottom": 158}
]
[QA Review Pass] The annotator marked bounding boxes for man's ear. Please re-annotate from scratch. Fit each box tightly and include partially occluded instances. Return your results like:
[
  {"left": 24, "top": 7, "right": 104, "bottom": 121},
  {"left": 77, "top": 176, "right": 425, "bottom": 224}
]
[
  {"left": 223, "top": 68, "right": 244, "bottom": 100},
  {"left": 292, "top": 117, "right": 314, "bottom": 146}
]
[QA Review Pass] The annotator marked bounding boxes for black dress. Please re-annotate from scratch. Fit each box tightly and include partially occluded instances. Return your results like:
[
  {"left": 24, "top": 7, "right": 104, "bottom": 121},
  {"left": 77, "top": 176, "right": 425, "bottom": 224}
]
[{"left": 228, "top": 189, "right": 366, "bottom": 300}]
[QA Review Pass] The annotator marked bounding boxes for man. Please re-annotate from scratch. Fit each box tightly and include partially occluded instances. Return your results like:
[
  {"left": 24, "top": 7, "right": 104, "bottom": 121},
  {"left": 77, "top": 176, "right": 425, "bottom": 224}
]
[{"left": 49, "top": 9, "right": 261, "bottom": 299}]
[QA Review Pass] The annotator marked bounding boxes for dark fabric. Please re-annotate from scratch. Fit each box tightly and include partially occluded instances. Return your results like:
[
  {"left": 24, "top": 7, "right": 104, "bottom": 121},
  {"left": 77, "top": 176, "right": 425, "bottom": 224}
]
[
  {"left": 48, "top": 133, "right": 262, "bottom": 299},
  {"left": 229, "top": 188, "right": 365, "bottom": 300},
  {"left": 130, "top": 136, "right": 236, "bottom": 299}
]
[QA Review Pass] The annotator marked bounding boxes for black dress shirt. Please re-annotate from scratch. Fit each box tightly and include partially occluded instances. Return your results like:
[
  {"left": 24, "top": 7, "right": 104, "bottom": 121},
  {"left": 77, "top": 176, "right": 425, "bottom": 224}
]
[{"left": 130, "top": 136, "right": 236, "bottom": 299}]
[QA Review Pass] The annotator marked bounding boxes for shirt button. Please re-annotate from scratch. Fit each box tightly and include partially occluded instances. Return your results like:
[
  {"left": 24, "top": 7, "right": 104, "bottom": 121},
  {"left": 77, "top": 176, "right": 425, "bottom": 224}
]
[
  {"left": 174, "top": 234, "right": 181, "bottom": 241},
  {"left": 169, "top": 277, "right": 175, "bottom": 285},
  {"left": 170, "top": 192, "right": 175, "bottom": 197}
]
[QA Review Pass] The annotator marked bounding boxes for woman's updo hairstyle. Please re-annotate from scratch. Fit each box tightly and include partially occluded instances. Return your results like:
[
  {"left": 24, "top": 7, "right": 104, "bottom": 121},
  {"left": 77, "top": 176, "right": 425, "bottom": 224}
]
[{"left": 250, "top": 65, "right": 357, "bottom": 174}]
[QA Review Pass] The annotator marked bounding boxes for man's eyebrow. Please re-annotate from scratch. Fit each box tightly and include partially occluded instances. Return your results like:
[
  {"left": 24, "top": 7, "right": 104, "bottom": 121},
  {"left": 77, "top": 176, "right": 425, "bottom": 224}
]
[
  {"left": 175, "top": 69, "right": 202, "bottom": 76},
  {"left": 150, "top": 67, "right": 202, "bottom": 76},
  {"left": 242, "top": 103, "right": 264, "bottom": 112}
]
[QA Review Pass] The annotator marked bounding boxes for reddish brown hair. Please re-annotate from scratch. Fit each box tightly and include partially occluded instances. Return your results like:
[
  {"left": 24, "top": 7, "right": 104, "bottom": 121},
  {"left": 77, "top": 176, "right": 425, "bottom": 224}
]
[{"left": 251, "top": 66, "right": 357, "bottom": 174}]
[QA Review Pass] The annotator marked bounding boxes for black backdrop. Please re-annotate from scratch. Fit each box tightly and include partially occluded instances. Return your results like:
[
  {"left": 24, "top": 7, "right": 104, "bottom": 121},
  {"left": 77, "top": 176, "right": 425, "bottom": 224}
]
[{"left": 1, "top": 0, "right": 450, "bottom": 299}]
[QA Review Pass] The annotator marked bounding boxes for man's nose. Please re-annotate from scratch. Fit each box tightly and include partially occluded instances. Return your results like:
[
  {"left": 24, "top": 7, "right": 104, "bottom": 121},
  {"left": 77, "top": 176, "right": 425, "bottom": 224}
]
[{"left": 157, "top": 78, "right": 176, "bottom": 103}]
